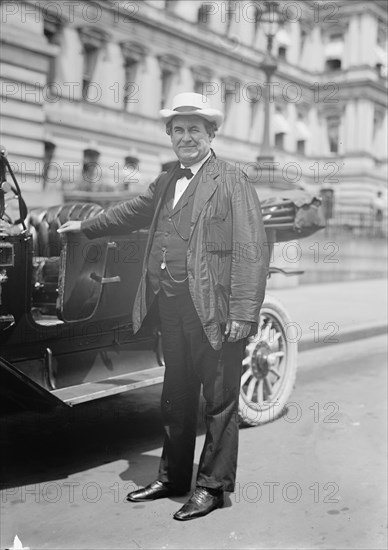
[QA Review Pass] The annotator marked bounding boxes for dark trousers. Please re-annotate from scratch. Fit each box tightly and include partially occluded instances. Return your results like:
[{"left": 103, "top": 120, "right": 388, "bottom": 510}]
[{"left": 156, "top": 289, "right": 245, "bottom": 493}]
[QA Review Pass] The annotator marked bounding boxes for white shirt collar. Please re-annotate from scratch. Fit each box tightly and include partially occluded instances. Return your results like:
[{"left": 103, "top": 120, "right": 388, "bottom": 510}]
[{"left": 180, "top": 150, "right": 212, "bottom": 177}]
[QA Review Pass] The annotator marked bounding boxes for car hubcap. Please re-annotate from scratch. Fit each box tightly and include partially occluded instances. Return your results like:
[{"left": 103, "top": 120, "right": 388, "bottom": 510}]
[{"left": 241, "top": 313, "right": 286, "bottom": 409}]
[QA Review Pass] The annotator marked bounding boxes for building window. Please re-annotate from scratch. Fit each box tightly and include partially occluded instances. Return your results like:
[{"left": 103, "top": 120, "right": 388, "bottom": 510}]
[
  {"left": 222, "top": 79, "right": 239, "bottom": 125},
  {"left": 297, "top": 140, "right": 305, "bottom": 155},
  {"left": 300, "top": 28, "right": 307, "bottom": 59},
  {"left": 165, "top": 0, "right": 177, "bottom": 11},
  {"left": 78, "top": 27, "right": 108, "bottom": 100},
  {"left": 296, "top": 110, "right": 310, "bottom": 153},
  {"left": 375, "top": 22, "right": 388, "bottom": 78},
  {"left": 191, "top": 66, "right": 212, "bottom": 95},
  {"left": 325, "top": 58, "right": 341, "bottom": 71},
  {"left": 327, "top": 116, "right": 340, "bottom": 153},
  {"left": 43, "top": 141, "right": 55, "bottom": 189},
  {"left": 123, "top": 156, "right": 139, "bottom": 190},
  {"left": 330, "top": 33, "right": 343, "bottom": 42},
  {"left": 197, "top": 4, "right": 212, "bottom": 27},
  {"left": 276, "top": 27, "right": 290, "bottom": 60},
  {"left": 250, "top": 100, "right": 259, "bottom": 132},
  {"left": 120, "top": 42, "right": 147, "bottom": 109},
  {"left": 124, "top": 59, "right": 138, "bottom": 107},
  {"left": 44, "top": 14, "right": 62, "bottom": 44},
  {"left": 82, "top": 45, "right": 99, "bottom": 98},
  {"left": 161, "top": 69, "right": 174, "bottom": 109},
  {"left": 43, "top": 14, "right": 62, "bottom": 89},
  {"left": 194, "top": 80, "right": 205, "bottom": 94},
  {"left": 158, "top": 55, "right": 181, "bottom": 109},
  {"left": 225, "top": 1, "right": 237, "bottom": 35},
  {"left": 82, "top": 149, "right": 100, "bottom": 188},
  {"left": 324, "top": 33, "right": 344, "bottom": 71},
  {"left": 275, "top": 133, "right": 285, "bottom": 149},
  {"left": 373, "top": 105, "right": 385, "bottom": 139},
  {"left": 245, "top": 83, "right": 259, "bottom": 131}
]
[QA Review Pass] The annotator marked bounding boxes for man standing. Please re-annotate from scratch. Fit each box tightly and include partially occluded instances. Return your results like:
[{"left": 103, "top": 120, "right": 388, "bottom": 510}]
[{"left": 58, "top": 92, "right": 269, "bottom": 520}]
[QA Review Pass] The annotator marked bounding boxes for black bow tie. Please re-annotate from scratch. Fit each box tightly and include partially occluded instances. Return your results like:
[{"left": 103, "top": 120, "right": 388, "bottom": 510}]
[{"left": 176, "top": 167, "right": 194, "bottom": 180}]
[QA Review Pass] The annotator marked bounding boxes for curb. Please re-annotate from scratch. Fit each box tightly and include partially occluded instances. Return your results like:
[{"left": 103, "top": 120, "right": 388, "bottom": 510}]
[{"left": 299, "top": 322, "right": 387, "bottom": 352}]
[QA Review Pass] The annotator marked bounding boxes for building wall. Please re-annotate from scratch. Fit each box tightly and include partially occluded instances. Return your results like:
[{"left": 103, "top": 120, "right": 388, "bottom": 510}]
[{"left": 0, "top": 0, "right": 387, "bottom": 219}]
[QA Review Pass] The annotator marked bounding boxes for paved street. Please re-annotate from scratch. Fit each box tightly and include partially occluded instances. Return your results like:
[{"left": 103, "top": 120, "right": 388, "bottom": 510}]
[{"left": 1, "top": 334, "right": 386, "bottom": 550}]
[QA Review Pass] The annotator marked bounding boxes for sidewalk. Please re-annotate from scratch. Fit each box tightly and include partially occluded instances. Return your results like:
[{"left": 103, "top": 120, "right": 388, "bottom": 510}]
[{"left": 270, "top": 278, "right": 387, "bottom": 352}]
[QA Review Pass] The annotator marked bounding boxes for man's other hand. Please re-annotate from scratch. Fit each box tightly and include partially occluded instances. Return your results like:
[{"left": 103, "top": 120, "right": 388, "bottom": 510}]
[
  {"left": 57, "top": 221, "right": 82, "bottom": 233},
  {"left": 225, "top": 320, "right": 252, "bottom": 342}
]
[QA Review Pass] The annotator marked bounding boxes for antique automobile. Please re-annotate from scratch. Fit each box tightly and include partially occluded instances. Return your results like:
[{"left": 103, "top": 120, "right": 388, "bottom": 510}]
[{"left": 0, "top": 146, "right": 325, "bottom": 424}]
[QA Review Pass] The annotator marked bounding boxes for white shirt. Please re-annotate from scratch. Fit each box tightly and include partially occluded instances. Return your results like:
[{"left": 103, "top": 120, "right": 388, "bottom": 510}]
[{"left": 172, "top": 151, "right": 212, "bottom": 208}]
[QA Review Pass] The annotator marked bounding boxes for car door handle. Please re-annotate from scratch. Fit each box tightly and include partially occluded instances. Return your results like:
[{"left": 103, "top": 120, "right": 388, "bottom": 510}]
[{"left": 90, "top": 272, "right": 121, "bottom": 284}]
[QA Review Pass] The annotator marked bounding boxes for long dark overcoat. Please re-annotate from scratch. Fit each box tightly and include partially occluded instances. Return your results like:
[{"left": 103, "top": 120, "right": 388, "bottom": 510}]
[{"left": 82, "top": 154, "right": 269, "bottom": 349}]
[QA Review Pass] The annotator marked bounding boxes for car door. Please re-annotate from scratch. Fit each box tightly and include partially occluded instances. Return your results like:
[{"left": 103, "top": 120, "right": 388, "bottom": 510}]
[{"left": 57, "top": 230, "right": 148, "bottom": 324}]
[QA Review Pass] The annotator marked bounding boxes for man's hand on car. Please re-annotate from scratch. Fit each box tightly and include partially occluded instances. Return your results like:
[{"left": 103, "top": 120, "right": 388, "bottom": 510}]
[{"left": 57, "top": 221, "right": 82, "bottom": 233}]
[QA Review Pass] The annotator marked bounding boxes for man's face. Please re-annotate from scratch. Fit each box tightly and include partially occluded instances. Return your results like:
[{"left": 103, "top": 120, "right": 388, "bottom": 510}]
[{"left": 170, "top": 115, "right": 212, "bottom": 167}]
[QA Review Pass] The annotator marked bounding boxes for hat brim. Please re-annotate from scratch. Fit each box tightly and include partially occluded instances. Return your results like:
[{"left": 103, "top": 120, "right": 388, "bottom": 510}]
[{"left": 160, "top": 108, "right": 224, "bottom": 129}]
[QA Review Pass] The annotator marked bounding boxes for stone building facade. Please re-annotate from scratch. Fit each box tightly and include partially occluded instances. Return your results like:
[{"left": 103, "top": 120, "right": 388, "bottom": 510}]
[{"left": 1, "top": 0, "right": 387, "bottom": 223}]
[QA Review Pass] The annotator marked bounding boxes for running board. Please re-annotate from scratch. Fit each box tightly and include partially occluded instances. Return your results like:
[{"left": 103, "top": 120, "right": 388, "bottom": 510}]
[
  {"left": 0, "top": 356, "right": 69, "bottom": 413},
  {"left": 51, "top": 366, "right": 165, "bottom": 406}
]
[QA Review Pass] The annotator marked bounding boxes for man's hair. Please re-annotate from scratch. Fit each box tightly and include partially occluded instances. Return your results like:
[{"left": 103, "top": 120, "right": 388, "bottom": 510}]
[{"left": 166, "top": 118, "right": 217, "bottom": 139}]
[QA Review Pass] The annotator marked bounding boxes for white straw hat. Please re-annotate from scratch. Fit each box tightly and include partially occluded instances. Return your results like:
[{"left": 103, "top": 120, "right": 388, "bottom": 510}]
[{"left": 160, "top": 92, "right": 224, "bottom": 129}]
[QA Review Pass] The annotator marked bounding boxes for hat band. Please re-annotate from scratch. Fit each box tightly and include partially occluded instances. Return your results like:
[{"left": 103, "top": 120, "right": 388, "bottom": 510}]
[{"left": 173, "top": 106, "right": 202, "bottom": 113}]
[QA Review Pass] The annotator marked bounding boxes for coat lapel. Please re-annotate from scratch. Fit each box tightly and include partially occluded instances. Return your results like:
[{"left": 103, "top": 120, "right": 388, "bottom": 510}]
[{"left": 189, "top": 156, "right": 219, "bottom": 240}]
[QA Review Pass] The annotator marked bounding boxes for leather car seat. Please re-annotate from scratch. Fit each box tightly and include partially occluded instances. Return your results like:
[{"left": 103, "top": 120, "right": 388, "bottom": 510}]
[{"left": 26, "top": 202, "right": 104, "bottom": 314}]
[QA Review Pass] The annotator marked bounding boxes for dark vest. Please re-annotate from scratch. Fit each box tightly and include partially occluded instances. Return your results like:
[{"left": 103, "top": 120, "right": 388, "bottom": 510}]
[{"left": 147, "top": 170, "right": 201, "bottom": 297}]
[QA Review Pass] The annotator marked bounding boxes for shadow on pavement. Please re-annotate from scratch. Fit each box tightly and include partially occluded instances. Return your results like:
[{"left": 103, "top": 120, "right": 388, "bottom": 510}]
[
  {"left": 0, "top": 385, "right": 216, "bottom": 492},
  {"left": 0, "top": 385, "right": 166, "bottom": 490}
]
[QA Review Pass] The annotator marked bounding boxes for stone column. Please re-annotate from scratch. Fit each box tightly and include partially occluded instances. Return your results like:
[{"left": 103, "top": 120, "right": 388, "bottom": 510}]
[
  {"left": 347, "top": 15, "right": 360, "bottom": 68},
  {"left": 357, "top": 99, "right": 374, "bottom": 154},
  {"left": 175, "top": 65, "right": 194, "bottom": 94},
  {"left": 359, "top": 12, "right": 377, "bottom": 66},
  {"left": 238, "top": 2, "right": 256, "bottom": 47},
  {"left": 344, "top": 100, "right": 357, "bottom": 152},
  {"left": 140, "top": 55, "right": 162, "bottom": 119}
]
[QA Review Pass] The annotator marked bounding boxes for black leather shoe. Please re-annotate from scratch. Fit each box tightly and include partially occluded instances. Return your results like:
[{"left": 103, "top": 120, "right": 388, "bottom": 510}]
[
  {"left": 173, "top": 487, "right": 224, "bottom": 520},
  {"left": 126, "top": 480, "right": 187, "bottom": 502}
]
